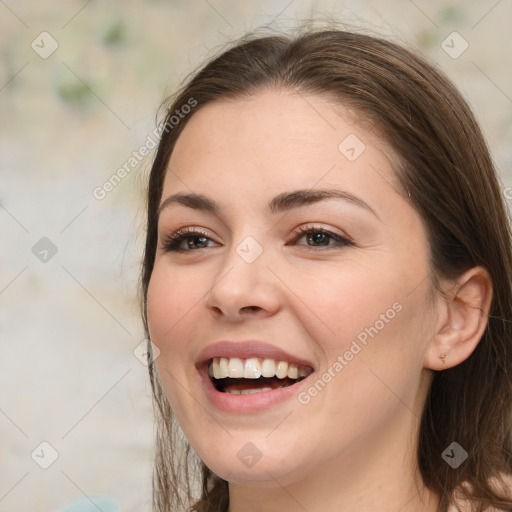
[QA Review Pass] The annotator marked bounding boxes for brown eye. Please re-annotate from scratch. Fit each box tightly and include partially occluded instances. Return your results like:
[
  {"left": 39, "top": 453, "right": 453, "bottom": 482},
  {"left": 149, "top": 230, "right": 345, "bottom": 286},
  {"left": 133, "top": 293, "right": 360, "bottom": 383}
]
[
  {"left": 161, "top": 229, "right": 217, "bottom": 252},
  {"left": 290, "top": 226, "right": 353, "bottom": 249}
]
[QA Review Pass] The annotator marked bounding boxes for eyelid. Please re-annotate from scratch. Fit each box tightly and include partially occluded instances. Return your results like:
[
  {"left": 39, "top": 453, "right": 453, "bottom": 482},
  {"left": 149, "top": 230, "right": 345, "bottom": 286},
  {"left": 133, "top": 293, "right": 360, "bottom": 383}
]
[
  {"left": 291, "top": 223, "right": 352, "bottom": 240},
  {"left": 160, "top": 223, "right": 354, "bottom": 253},
  {"left": 159, "top": 226, "right": 216, "bottom": 249},
  {"left": 289, "top": 224, "right": 354, "bottom": 248}
]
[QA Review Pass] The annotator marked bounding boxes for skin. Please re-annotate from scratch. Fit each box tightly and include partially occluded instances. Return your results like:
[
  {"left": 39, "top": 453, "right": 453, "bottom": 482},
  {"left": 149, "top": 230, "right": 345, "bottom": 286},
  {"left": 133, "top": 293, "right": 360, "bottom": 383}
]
[{"left": 147, "top": 89, "right": 492, "bottom": 512}]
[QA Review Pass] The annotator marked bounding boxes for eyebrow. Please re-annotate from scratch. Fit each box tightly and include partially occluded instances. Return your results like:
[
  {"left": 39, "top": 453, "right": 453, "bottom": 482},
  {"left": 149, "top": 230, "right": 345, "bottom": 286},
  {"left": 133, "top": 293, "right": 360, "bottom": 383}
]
[{"left": 157, "top": 188, "right": 380, "bottom": 220}]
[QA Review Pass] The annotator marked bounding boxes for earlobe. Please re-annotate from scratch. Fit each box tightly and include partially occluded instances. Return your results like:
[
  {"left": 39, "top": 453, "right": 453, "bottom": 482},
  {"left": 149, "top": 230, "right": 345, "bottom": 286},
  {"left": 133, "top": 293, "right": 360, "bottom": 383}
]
[{"left": 424, "top": 266, "right": 493, "bottom": 371}]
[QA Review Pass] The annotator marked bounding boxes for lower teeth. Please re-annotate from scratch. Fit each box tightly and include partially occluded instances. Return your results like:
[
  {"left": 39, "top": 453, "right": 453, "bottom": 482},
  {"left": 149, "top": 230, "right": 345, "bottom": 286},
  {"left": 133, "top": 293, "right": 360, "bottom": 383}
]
[{"left": 226, "top": 387, "right": 273, "bottom": 395}]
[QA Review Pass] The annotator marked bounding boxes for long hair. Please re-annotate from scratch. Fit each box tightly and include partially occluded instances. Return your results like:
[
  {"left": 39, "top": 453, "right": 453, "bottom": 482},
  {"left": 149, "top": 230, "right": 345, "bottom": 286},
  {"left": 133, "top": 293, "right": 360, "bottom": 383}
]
[{"left": 140, "top": 25, "right": 512, "bottom": 512}]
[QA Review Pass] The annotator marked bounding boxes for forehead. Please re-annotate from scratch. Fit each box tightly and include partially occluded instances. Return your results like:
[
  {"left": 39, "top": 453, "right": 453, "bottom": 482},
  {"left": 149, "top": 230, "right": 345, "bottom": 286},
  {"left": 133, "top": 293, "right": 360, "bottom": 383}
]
[
  {"left": 163, "top": 89, "right": 402, "bottom": 208},
  {"left": 171, "top": 89, "right": 369, "bottom": 162}
]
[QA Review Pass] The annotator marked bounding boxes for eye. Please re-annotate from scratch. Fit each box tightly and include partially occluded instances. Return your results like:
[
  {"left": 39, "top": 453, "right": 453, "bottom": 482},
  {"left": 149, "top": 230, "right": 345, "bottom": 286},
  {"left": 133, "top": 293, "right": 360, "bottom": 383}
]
[
  {"left": 289, "top": 225, "right": 354, "bottom": 250},
  {"left": 161, "top": 227, "right": 217, "bottom": 252},
  {"left": 160, "top": 225, "right": 354, "bottom": 253}
]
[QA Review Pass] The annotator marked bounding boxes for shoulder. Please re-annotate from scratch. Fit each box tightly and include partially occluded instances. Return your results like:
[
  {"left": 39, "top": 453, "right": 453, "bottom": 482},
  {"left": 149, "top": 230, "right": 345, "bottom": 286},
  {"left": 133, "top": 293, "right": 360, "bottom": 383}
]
[
  {"left": 448, "top": 473, "right": 512, "bottom": 512},
  {"left": 488, "top": 472, "right": 512, "bottom": 508}
]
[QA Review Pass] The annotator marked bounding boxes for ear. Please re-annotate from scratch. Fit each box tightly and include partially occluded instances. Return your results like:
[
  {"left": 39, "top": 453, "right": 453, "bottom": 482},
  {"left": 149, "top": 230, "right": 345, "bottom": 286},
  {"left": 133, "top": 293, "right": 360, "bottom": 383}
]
[{"left": 424, "top": 266, "right": 493, "bottom": 371}]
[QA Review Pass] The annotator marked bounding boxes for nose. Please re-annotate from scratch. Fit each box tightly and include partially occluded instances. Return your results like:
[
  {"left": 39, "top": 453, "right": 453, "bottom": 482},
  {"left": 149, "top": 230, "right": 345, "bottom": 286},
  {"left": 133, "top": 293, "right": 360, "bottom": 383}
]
[{"left": 204, "top": 239, "right": 281, "bottom": 321}]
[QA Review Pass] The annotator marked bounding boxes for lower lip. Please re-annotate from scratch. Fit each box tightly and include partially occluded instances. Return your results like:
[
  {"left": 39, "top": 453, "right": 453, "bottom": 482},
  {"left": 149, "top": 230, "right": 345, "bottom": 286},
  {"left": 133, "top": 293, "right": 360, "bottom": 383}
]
[{"left": 197, "top": 366, "right": 313, "bottom": 414}]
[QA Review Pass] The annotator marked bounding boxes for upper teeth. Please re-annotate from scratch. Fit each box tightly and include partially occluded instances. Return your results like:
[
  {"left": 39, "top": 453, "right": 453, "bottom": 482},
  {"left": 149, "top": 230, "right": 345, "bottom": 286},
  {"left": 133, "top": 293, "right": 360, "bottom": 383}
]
[{"left": 208, "top": 357, "right": 311, "bottom": 380}]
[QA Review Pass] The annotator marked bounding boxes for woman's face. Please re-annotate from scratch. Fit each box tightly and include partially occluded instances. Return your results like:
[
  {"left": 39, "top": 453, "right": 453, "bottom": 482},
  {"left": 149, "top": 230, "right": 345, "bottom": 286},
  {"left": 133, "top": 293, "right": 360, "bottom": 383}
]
[{"left": 147, "top": 89, "right": 439, "bottom": 486}]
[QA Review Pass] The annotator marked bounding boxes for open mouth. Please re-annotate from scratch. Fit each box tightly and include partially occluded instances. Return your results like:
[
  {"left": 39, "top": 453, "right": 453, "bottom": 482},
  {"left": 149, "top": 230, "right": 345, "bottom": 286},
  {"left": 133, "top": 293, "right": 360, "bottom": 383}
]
[{"left": 208, "top": 357, "right": 314, "bottom": 395}]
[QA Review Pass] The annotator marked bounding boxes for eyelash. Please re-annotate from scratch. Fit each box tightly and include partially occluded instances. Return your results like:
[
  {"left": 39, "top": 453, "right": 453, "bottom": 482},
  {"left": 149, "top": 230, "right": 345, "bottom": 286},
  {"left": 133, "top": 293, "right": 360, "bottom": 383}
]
[{"left": 160, "top": 225, "right": 354, "bottom": 253}]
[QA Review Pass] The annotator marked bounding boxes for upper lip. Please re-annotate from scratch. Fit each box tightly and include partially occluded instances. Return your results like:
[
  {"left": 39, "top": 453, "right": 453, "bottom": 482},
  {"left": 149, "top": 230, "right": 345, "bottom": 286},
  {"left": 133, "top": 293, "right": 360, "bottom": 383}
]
[{"left": 196, "top": 340, "right": 315, "bottom": 370}]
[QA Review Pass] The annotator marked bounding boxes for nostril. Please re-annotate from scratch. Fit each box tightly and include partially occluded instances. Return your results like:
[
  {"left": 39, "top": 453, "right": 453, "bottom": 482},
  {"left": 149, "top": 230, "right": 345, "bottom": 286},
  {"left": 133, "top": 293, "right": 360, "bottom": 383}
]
[{"left": 241, "top": 306, "right": 260, "bottom": 313}]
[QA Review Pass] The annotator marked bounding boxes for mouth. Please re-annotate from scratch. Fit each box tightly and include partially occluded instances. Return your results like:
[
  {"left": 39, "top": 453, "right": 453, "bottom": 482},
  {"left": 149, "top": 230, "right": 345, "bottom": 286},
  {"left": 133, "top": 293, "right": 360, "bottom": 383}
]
[{"left": 208, "top": 357, "right": 314, "bottom": 395}]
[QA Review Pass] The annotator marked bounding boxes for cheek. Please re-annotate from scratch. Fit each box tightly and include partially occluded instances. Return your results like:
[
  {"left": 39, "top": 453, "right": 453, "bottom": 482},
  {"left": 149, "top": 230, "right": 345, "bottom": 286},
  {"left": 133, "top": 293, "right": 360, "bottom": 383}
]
[
  {"left": 292, "top": 262, "right": 403, "bottom": 348},
  {"left": 146, "top": 263, "right": 203, "bottom": 348},
  {"left": 293, "top": 254, "right": 431, "bottom": 380},
  {"left": 146, "top": 265, "right": 202, "bottom": 417},
  {"left": 312, "top": 273, "right": 433, "bottom": 421},
  {"left": 146, "top": 270, "right": 171, "bottom": 346}
]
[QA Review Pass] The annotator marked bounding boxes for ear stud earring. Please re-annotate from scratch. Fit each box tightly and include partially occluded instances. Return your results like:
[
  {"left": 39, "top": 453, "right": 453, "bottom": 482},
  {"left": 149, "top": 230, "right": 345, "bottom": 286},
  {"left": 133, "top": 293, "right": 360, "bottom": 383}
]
[{"left": 439, "top": 353, "right": 447, "bottom": 364}]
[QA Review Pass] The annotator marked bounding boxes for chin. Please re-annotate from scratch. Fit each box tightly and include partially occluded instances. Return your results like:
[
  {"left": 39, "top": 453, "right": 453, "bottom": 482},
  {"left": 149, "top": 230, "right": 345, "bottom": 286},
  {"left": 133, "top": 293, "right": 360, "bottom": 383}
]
[{"left": 196, "top": 442, "right": 311, "bottom": 487}]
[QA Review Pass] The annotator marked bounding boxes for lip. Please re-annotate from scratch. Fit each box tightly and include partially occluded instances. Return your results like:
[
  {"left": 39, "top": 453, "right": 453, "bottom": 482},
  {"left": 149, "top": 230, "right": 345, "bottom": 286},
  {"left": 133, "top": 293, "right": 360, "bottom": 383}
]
[
  {"left": 197, "top": 364, "right": 314, "bottom": 413},
  {"left": 195, "top": 340, "right": 315, "bottom": 414}
]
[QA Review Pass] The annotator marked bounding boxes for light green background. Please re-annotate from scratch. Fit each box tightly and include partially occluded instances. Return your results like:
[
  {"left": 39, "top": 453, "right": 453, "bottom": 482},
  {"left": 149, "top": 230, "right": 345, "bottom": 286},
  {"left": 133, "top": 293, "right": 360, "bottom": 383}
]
[{"left": 1, "top": 1, "right": 511, "bottom": 511}]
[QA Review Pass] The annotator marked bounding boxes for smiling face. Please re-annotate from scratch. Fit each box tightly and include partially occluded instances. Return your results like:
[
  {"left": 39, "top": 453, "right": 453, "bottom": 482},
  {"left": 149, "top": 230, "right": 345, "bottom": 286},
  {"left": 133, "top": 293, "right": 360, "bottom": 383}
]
[{"left": 146, "top": 89, "right": 439, "bottom": 492}]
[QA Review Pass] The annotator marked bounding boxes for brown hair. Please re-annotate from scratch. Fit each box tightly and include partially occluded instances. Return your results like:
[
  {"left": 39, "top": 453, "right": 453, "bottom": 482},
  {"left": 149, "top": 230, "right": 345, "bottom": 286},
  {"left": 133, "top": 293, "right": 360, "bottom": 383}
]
[{"left": 140, "top": 25, "right": 512, "bottom": 512}]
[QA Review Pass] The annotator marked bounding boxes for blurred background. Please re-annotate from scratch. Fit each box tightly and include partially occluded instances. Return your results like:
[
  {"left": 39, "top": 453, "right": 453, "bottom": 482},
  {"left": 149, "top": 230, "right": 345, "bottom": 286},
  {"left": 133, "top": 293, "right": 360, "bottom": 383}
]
[{"left": 1, "top": 1, "right": 511, "bottom": 511}]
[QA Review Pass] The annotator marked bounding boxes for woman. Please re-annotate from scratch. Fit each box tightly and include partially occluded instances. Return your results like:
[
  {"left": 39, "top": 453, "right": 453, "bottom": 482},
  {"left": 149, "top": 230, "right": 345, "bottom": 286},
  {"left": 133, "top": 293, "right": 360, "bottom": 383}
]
[{"left": 140, "top": 26, "right": 512, "bottom": 512}]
